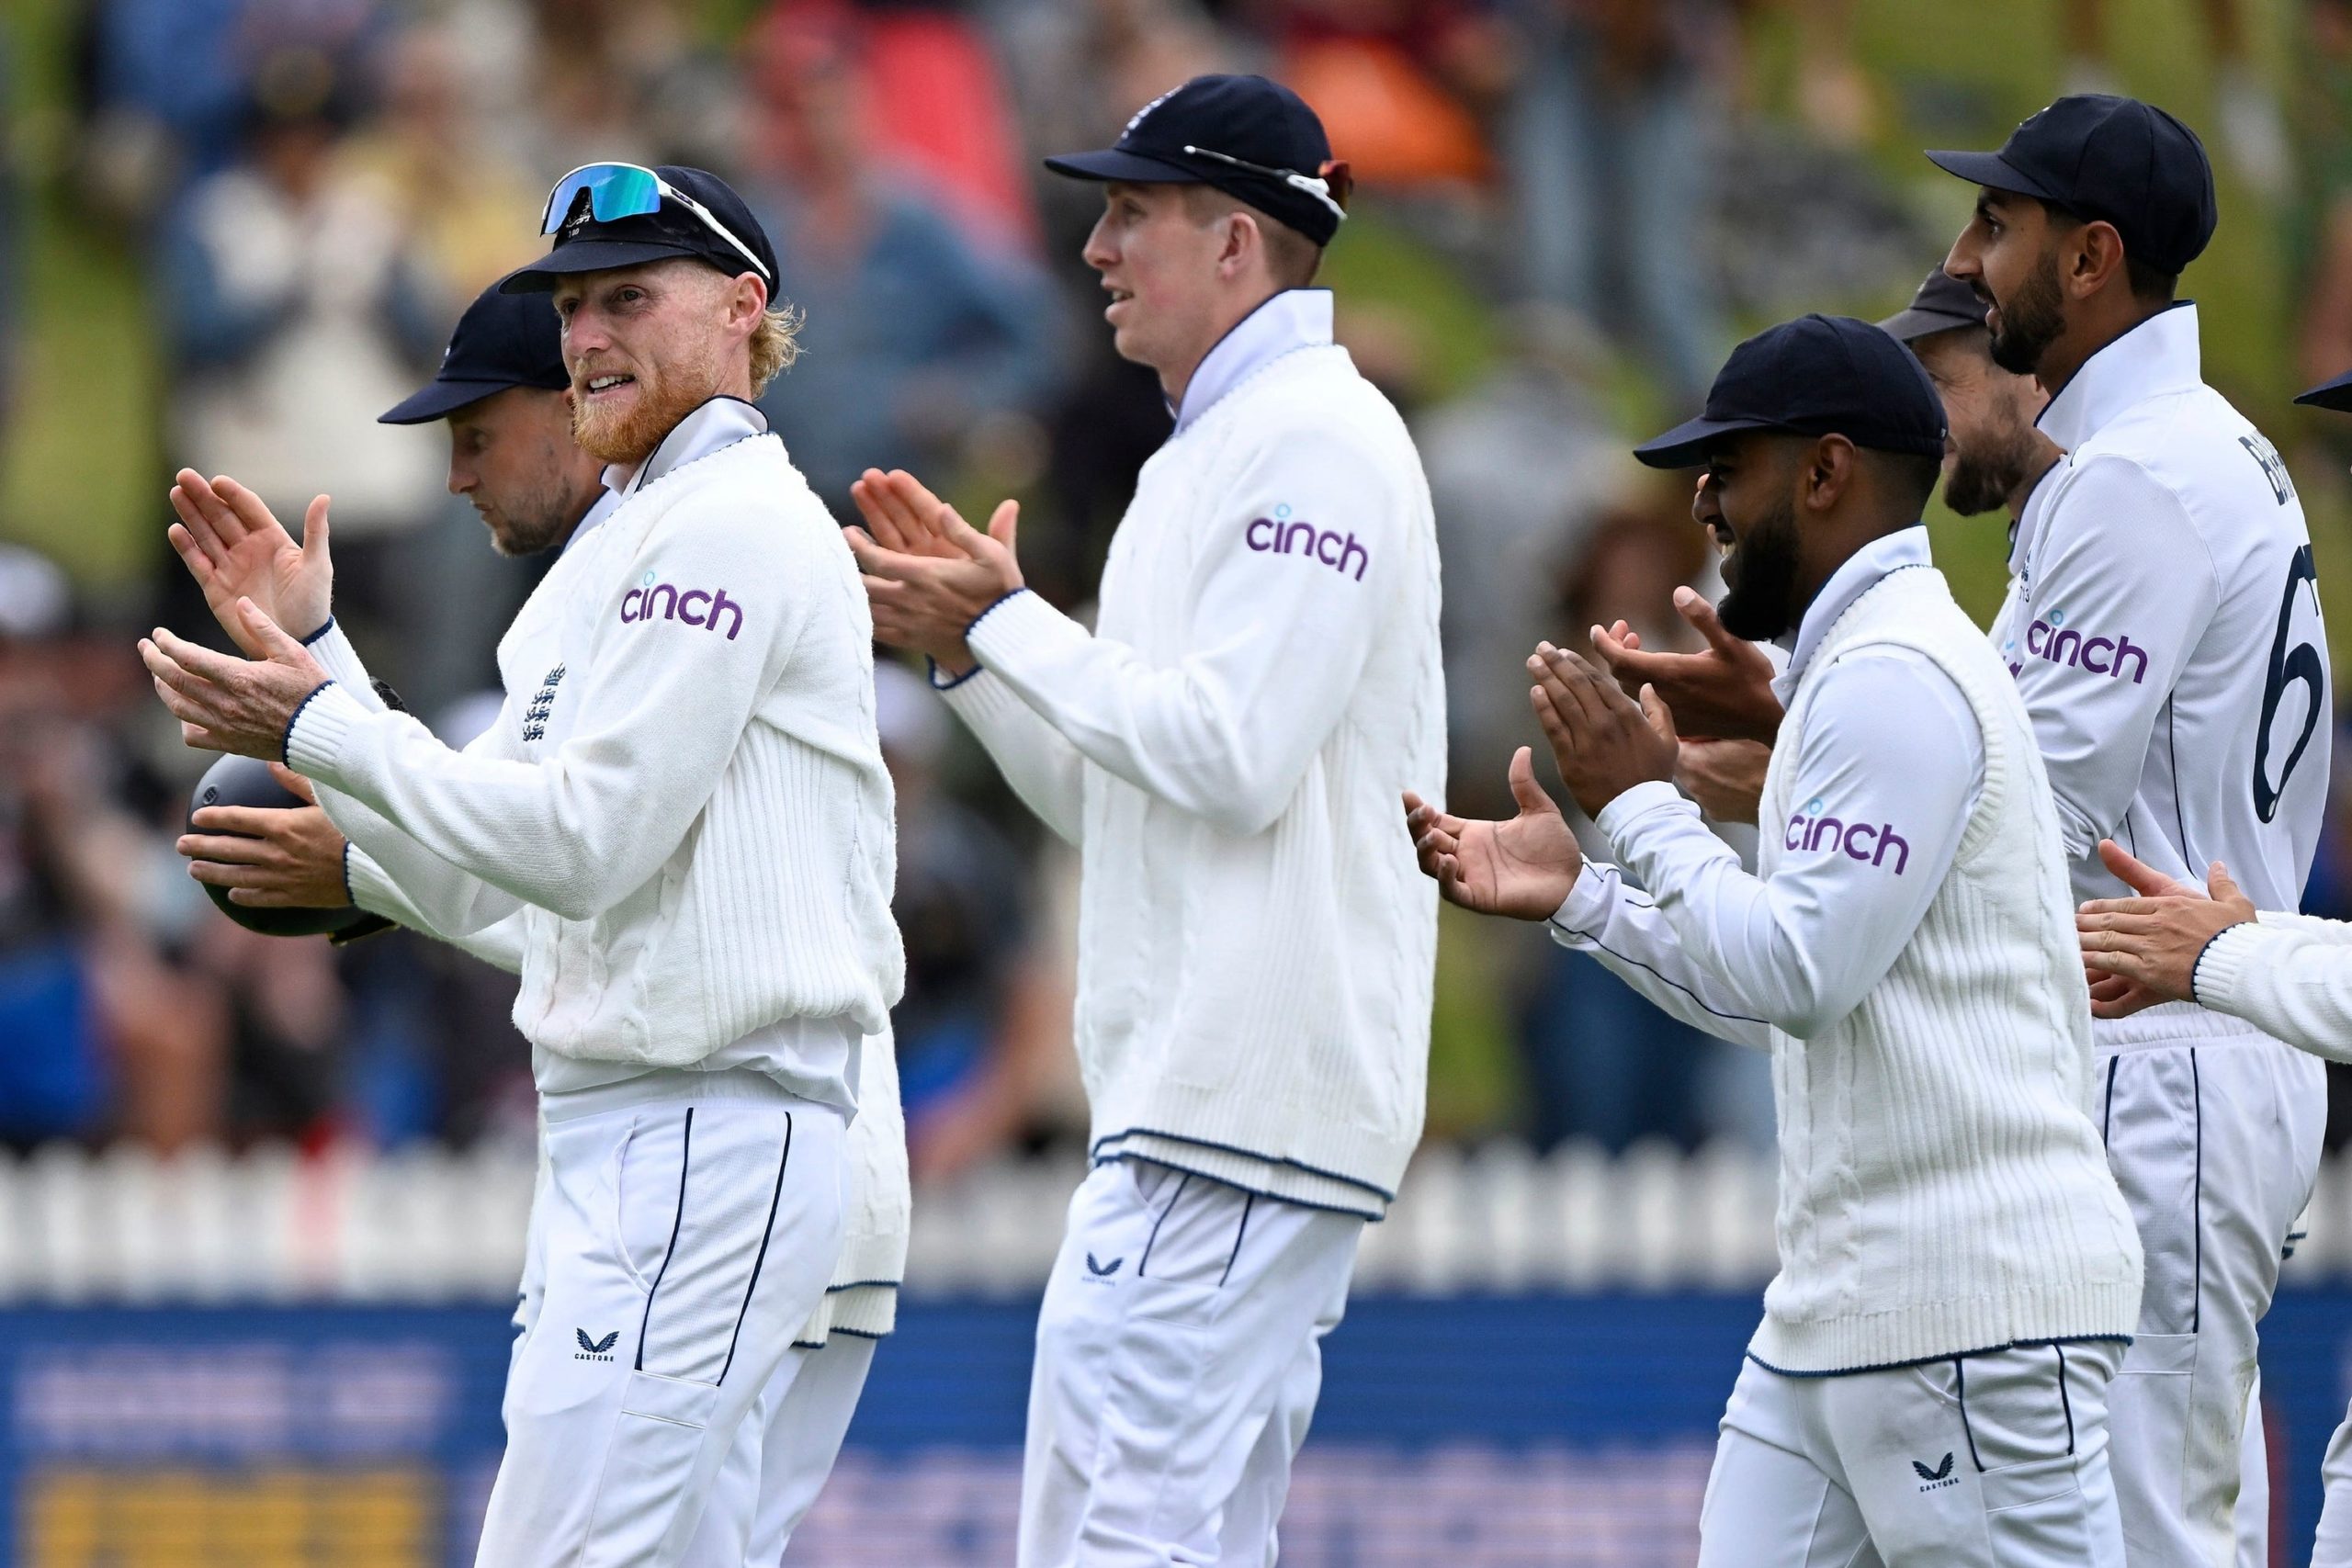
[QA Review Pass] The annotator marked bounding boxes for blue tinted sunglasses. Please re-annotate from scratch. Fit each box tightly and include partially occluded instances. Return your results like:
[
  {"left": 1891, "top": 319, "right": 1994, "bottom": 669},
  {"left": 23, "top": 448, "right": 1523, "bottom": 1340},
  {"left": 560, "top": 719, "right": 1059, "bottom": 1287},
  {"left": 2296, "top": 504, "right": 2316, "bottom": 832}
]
[{"left": 540, "top": 163, "right": 771, "bottom": 280}]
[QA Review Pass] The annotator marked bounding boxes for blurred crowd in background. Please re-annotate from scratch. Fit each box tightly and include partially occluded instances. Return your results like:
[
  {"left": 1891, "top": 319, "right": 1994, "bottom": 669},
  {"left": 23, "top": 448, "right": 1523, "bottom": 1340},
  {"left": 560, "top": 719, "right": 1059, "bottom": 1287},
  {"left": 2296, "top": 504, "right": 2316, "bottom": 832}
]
[{"left": 11, "top": 0, "right": 2352, "bottom": 1177}]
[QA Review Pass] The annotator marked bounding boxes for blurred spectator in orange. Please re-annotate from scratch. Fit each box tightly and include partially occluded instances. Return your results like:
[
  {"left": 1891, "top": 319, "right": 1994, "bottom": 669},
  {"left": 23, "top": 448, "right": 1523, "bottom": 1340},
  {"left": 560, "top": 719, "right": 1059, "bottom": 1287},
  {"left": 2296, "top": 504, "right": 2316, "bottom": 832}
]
[
  {"left": 741, "top": 3, "right": 1057, "bottom": 514},
  {"left": 1503, "top": 0, "right": 1733, "bottom": 405},
  {"left": 155, "top": 46, "right": 446, "bottom": 691},
  {"left": 1261, "top": 0, "right": 1510, "bottom": 186}
]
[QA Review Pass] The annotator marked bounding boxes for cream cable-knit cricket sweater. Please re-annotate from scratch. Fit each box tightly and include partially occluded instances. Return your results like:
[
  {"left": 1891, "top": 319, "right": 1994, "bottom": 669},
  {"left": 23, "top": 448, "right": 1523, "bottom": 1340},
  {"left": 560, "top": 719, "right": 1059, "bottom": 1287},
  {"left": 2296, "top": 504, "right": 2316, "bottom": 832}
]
[{"left": 941, "top": 324, "right": 1445, "bottom": 1216}]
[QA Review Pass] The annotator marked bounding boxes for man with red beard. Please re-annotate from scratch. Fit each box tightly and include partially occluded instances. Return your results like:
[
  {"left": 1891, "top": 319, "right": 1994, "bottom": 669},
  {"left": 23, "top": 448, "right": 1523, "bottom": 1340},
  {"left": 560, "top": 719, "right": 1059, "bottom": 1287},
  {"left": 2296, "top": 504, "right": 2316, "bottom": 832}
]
[{"left": 139, "top": 164, "right": 902, "bottom": 1567}]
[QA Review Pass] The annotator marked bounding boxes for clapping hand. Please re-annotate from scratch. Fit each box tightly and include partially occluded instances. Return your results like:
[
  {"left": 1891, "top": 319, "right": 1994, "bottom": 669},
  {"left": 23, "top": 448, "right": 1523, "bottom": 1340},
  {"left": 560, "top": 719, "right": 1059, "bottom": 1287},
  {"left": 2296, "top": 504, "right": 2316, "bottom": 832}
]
[
  {"left": 167, "top": 470, "right": 334, "bottom": 657},
  {"left": 846, "top": 468, "right": 1023, "bottom": 674},
  {"left": 1589, "top": 588, "right": 1782, "bottom": 742},
  {"left": 1528, "top": 643, "right": 1680, "bottom": 819},
  {"left": 1403, "top": 747, "right": 1583, "bottom": 919},
  {"left": 140, "top": 599, "right": 330, "bottom": 761}
]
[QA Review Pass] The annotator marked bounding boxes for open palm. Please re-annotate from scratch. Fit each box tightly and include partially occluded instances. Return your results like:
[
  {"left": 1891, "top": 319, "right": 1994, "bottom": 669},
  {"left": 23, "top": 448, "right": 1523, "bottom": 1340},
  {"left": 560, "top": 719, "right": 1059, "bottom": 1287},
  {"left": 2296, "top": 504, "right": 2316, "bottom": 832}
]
[
  {"left": 1403, "top": 748, "right": 1584, "bottom": 920},
  {"left": 166, "top": 470, "right": 334, "bottom": 657}
]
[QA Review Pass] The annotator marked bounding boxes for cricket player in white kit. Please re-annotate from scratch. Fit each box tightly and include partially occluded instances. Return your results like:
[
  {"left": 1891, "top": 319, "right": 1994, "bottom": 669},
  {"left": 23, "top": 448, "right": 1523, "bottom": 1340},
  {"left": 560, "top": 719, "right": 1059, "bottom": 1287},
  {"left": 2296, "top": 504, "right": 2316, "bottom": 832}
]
[
  {"left": 845, "top": 73, "right": 1444, "bottom": 1566},
  {"left": 140, "top": 164, "right": 902, "bottom": 1568},
  {"left": 1413, "top": 313, "right": 2143, "bottom": 1566},
  {"left": 2073, "top": 357, "right": 2352, "bottom": 1568},
  {"left": 1931, "top": 97, "right": 2333, "bottom": 1568},
  {"left": 167, "top": 274, "right": 912, "bottom": 1565}
]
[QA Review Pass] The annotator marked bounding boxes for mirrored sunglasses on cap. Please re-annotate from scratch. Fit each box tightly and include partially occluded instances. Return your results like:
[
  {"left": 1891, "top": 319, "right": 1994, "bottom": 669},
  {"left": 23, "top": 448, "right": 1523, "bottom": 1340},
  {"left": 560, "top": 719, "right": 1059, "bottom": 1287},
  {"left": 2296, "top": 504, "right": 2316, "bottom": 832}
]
[
  {"left": 540, "top": 163, "right": 772, "bottom": 280},
  {"left": 1180, "top": 145, "right": 1352, "bottom": 224}
]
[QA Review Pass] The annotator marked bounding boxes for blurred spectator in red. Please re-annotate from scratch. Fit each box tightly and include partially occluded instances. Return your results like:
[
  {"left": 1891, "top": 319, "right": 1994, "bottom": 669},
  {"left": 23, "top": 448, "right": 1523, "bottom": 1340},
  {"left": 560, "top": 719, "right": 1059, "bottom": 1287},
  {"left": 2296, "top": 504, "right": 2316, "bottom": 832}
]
[
  {"left": 741, "top": 3, "right": 1058, "bottom": 515},
  {"left": 1502, "top": 0, "right": 1732, "bottom": 405},
  {"left": 154, "top": 45, "right": 446, "bottom": 691}
]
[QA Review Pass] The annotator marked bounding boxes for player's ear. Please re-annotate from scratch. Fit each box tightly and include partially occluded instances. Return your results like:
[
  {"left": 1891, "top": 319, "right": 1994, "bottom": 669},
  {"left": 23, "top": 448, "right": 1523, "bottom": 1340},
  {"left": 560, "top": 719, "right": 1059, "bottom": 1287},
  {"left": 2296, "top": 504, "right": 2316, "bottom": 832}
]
[
  {"left": 2071, "top": 219, "right": 2126, "bottom": 299},
  {"left": 1803, "top": 434, "right": 1854, "bottom": 513}
]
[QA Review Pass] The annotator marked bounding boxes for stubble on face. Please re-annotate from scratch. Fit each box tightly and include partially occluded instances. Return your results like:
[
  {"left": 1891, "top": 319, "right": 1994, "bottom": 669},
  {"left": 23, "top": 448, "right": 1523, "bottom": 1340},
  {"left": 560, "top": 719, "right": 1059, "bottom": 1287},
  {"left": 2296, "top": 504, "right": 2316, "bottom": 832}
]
[{"left": 567, "top": 265, "right": 733, "bottom": 465}]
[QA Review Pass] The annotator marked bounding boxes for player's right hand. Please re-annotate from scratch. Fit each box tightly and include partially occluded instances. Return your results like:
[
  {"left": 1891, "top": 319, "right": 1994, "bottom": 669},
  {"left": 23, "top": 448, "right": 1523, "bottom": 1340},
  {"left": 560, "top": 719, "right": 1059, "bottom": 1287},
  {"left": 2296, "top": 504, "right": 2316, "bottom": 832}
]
[
  {"left": 1590, "top": 588, "right": 1783, "bottom": 742},
  {"left": 1403, "top": 747, "right": 1582, "bottom": 921},
  {"left": 849, "top": 468, "right": 971, "bottom": 562},
  {"left": 166, "top": 470, "right": 334, "bottom": 658},
  {"left": 1675, "top": 737, "right": 1771, "bottom": 824}
]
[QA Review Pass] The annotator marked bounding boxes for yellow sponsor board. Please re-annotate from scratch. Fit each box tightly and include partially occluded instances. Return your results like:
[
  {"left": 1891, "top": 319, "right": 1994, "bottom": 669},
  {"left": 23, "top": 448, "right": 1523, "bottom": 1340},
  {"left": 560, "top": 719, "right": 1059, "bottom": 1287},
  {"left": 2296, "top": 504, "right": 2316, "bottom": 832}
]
[{"left": 22, "top": 1467, "right": 435, "bottom": 1568}]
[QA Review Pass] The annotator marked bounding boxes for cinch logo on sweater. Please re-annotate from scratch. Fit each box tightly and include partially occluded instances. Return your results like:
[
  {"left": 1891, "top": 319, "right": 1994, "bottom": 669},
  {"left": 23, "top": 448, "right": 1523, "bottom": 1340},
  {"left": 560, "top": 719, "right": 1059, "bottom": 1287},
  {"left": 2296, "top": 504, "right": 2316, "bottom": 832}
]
[
  {"left": 621, "top": 571, "right": 743, "bottom": 639},
  {"left": 2018, "top": 606, "right": 2146, "bottom": 683},
  {"left": 1782, "top": 796, "right": 1910, "bottom": 874},
  {"left": 1245, "top": 504, "right": 1368, "bottom": 581}
]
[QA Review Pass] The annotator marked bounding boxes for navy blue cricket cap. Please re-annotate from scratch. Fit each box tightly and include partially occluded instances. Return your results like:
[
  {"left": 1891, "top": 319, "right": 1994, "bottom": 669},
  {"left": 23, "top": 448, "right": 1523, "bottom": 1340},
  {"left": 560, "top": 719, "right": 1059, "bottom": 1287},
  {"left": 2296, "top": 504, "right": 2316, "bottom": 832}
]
[
  {"left": 1044, "top": 74, "right": 1348, "bottom": 247},
  {"left": 1876, "top": 267, "right": 1988, "bottom": 344},
  {"left": 1927, "top": 95, "right": 2216, "bottom": 276},
  {"left": 502, "top": 164, "right": 779, "bottom": 296},
  {"left": 2294, "top": 368, "right": 2352, "bottom": 412},
  {"left": 1634, "top": 314, "right": 1949, "bottom": 469},
  {"left": 379, "top": 277, "right": 569, "bottom": 424}
]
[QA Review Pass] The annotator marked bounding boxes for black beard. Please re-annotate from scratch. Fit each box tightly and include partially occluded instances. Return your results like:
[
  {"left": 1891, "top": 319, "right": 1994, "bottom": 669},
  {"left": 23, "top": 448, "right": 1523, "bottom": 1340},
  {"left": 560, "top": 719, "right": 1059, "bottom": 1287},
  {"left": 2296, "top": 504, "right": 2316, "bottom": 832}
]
[
  {"left": 1715, "top": 494, "right": 1803, "bottom": 641},
  {"left": 1986, "top": 251, "right": 2066, "bottom": 377}
]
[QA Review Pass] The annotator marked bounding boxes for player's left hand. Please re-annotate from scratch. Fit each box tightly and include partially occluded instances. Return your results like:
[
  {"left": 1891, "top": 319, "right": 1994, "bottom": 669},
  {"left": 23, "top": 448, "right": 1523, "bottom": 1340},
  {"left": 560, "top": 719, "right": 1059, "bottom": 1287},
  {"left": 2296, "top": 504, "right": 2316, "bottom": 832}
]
[
  {"left": 845, "top": 469, "right": 1023, "bottom": 674},
  {"left": 2076, "top": 839, "right": 2256, "bottom": 1010},
  {"left": 1529, "top": 642, "right": 1679, "bottom": 818},
  {"left": 139, "top": 599, "right": 329, "bottom": 761}
]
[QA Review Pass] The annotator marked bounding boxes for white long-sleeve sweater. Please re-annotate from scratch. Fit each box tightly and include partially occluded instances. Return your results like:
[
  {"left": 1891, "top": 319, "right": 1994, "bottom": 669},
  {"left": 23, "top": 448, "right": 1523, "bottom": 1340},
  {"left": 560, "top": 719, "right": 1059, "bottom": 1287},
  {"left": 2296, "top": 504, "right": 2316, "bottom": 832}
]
[
  {"left": 301, "top": 491, "right": 910, "bottom": 1331},
  {"left": 938, "top": 290, "right": 1445, "bottom": 1215},
  {"left": 287, "top": 399, "right": 902, "bottom": 1107},
  {"left": 2193, "top": 912, "right": 2352, "bottom": 1062},
  {"left": 1560, "top": 552, "right": 2142, "bottom": 1372}
]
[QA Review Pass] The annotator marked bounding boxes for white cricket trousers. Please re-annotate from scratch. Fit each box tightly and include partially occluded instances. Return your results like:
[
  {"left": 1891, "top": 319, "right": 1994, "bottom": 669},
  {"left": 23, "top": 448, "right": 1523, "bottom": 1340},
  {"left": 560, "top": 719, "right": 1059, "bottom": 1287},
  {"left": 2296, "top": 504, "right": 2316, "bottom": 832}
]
[
  {"left": 1019, "top": 1159, "right": 1364, "bottom": 1568},
  {"left": 475, "top": 1076, "right": 846, "bottom": 1568},
  {"left": 2098, "top": 1034, "right": 2324, "bottom": 1568},
  {"left": 2313, "top": 1402, "right": 2352, "bottom": 1567},
  {"left": 1698, "top": 1340, "right": 2127, "bottom": 1566},
  {"left": 690, "top": 1332, "right": 878, "bottom": 1565}
]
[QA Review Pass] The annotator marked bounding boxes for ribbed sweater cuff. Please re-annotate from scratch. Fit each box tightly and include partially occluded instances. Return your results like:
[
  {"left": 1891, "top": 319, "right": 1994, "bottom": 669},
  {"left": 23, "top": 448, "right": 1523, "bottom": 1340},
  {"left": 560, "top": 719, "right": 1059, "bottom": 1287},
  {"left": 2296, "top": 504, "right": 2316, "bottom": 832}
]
[
  {"left": 343, "top": 843, "right": 404, "bottom": 922},
  {"left": 964, "top": 587, "right": 1088, "bottom": 683},
  {"left": 1594, "top": 778, "right": 1691, "bottom": 840},
  {"left": 933, "top": 661, "right": 1025, "bottom": 727},
  {"left": 2191, "top": 920, "right": 2267, "bottom": 1012},
  {"left": 303, "top": 620, "right": 387, "bottom": 711},
  {"left": 284, "top": 679, "right": 374, "bottom": 784}
]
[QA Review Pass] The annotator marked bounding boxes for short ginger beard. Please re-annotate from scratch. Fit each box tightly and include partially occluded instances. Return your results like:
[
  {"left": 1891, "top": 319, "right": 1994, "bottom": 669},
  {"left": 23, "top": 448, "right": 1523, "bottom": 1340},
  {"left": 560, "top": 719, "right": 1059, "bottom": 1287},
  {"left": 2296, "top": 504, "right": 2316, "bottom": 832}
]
[
  {"left": 1986, "top": 247, "right": 2067, "bottom": 378},
  {"left": 571, "top": 338, "right": 727, "bottom": 465},
  {"left": 1715, "top": 491, "right": 1804, "bottom": 642}
]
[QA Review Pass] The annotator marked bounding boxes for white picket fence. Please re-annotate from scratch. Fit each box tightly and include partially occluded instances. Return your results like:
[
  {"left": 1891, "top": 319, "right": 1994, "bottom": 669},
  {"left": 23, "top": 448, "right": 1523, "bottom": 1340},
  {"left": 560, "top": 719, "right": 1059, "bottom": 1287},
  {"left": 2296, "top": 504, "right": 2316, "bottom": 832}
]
[{"left": 2, "top": 1139, "right": 2349, "bottom": 1303}]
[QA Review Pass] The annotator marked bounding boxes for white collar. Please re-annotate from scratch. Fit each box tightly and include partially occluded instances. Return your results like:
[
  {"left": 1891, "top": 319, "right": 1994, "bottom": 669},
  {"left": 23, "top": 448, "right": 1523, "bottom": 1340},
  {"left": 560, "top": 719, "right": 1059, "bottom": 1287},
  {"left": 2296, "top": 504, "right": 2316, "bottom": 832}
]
[
  {"left": 2036, "top": 301, "right": 2202, "bottom": 451},
  {"left": 1171, "top": 288, "right": 1333, "bottom": 434},
  {"left": 1772, "top": 525, "right": 1934, "bottom": 700},
  {"left": 601, "top": 396, "right": 769, "bottom": 500}
]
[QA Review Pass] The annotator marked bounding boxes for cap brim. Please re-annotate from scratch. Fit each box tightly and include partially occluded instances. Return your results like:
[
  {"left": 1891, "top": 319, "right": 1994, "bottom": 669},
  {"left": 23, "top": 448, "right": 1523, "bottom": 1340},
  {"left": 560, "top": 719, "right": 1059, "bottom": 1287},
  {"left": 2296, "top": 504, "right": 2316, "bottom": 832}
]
[
  {"left": 2296, "top": 369, "right": 2352, "bottom": 412},
  {"left": 1874, "top": 306, "right": 1984, "bottom": 344},
  {"left": 1923, "top": 149, "right": 2063, "bottom": 204},
  {"left": 1632, "top": 416, "right": 1786, "bottom": 468},
  {"left": 1042, "top": 148, "right": 1204, "bottom": 183},
  {"left": 379, "top": 377, "right": 535, "bottom": 425},
  {"left": 500, "top": 239, "right": 707, "bottom": 292}
]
